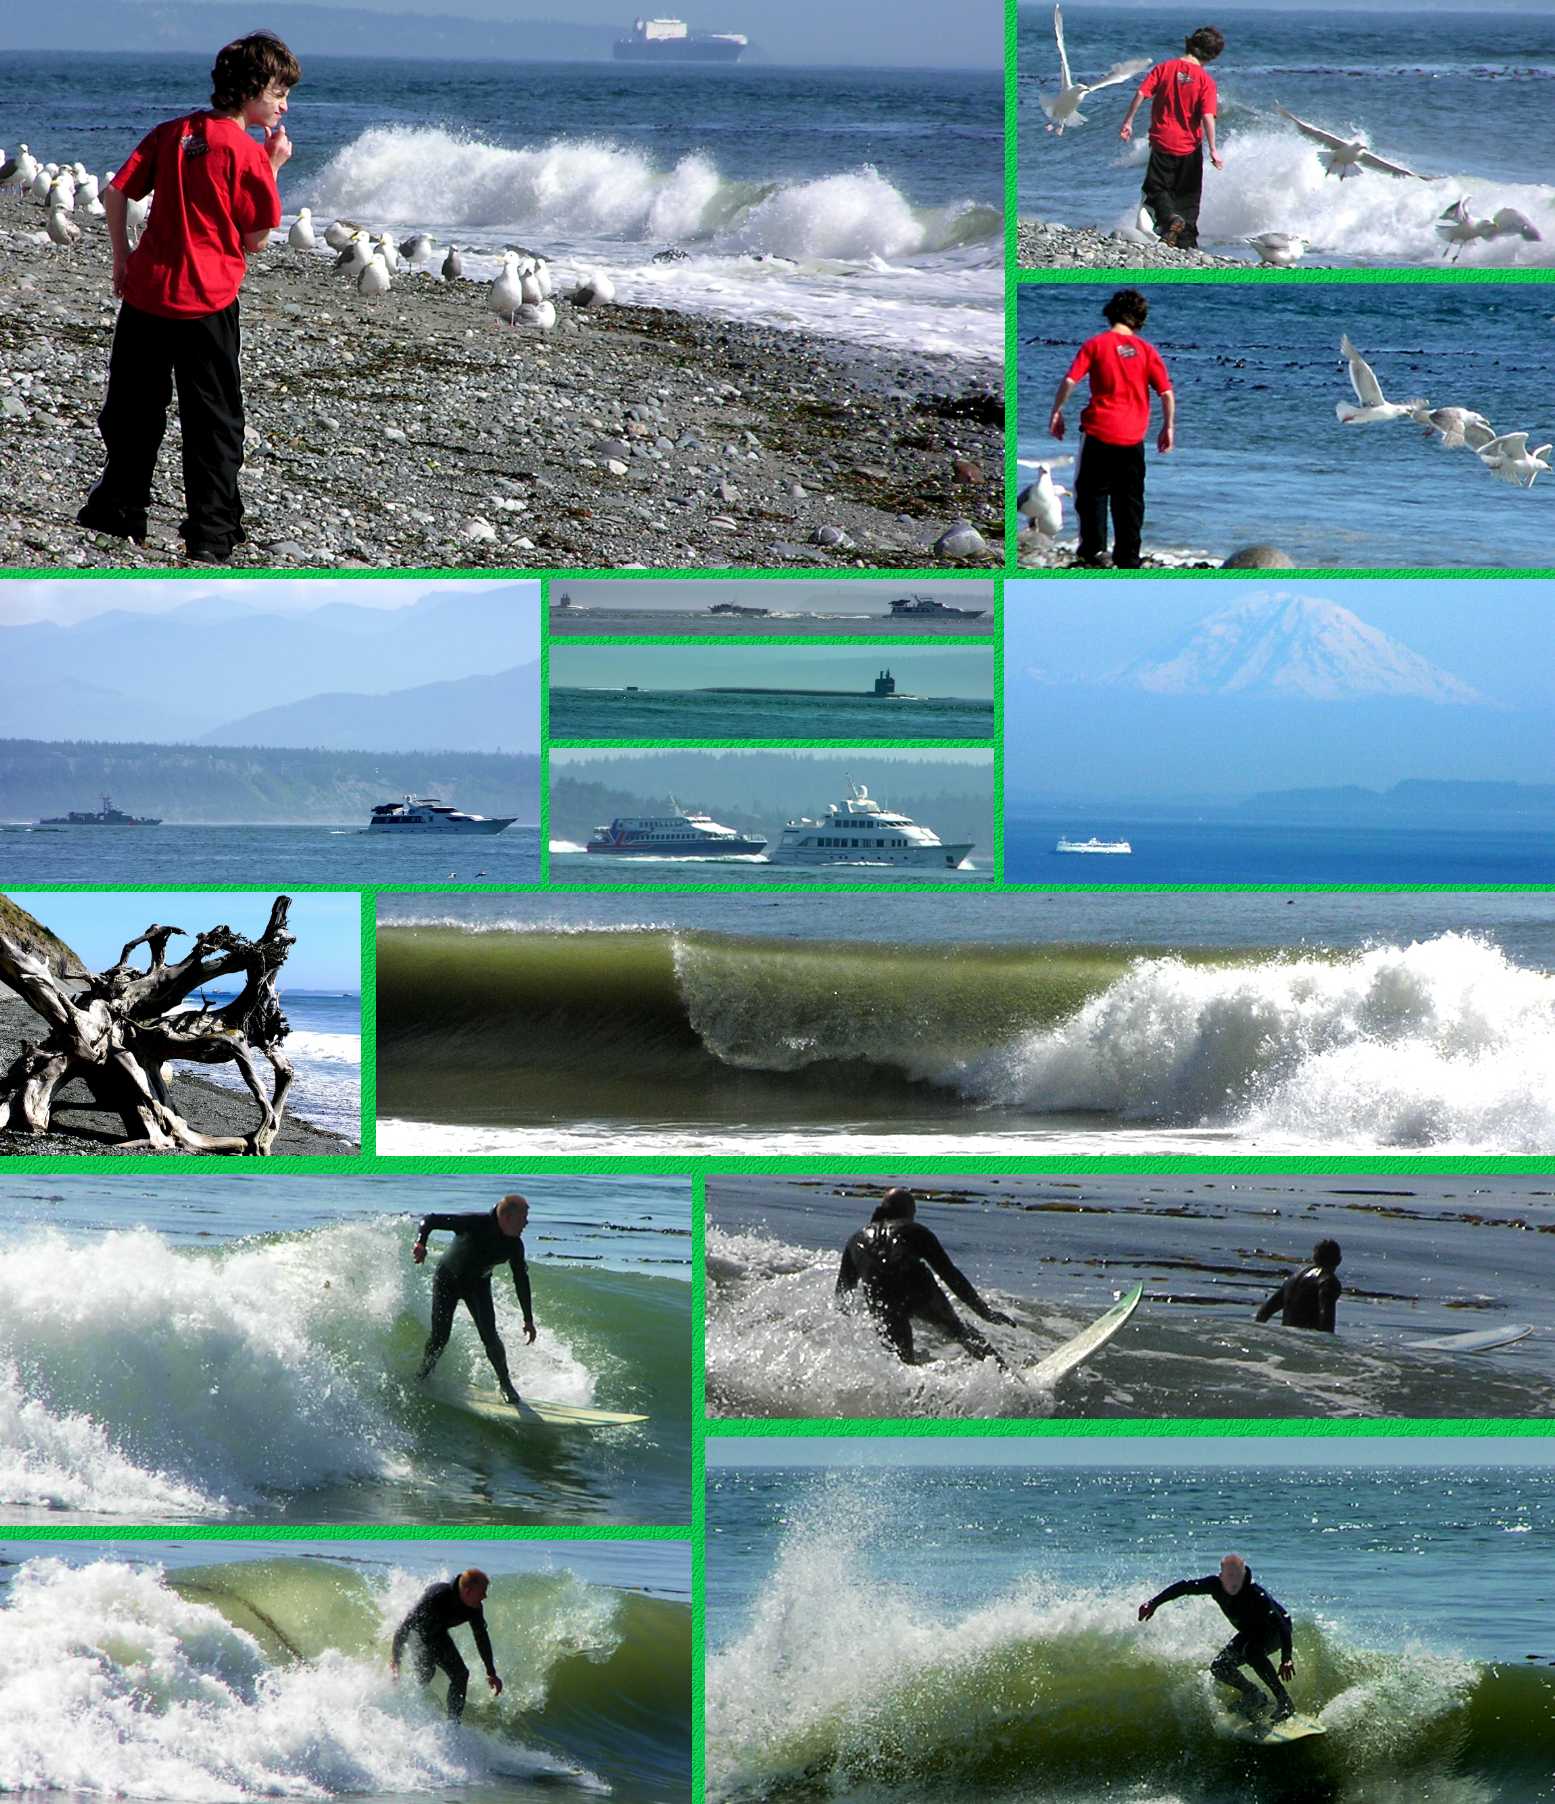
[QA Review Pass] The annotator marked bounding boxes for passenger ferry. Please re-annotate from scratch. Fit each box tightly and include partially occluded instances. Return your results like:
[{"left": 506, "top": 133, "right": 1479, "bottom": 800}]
[
  {"left": 368, "top": 796, "right": 515, "bottom": 834},
  {"left": 768, "top": 782, "right": 972, "bottom": 868},
  {"left": 587, "top": 804, "right": 767, "bottom": 856},
  {"left": 1055, "top": 835, "right": 1132, "bottom": 855}
]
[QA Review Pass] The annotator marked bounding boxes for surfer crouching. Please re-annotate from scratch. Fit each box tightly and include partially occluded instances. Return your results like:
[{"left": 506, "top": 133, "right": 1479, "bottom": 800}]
[
  {"left": 1138, "top": 1553, "right": 1296, "bottom": 1721},
  {"left": 1256, "top": 1239, "right": 1342, "bottom": 1332},
  {"left": 835, "top": 1187, "right": 1017, "bottom": 1369},
  {"left": 390, "top": 1568, "right": 504, "bottom": 1720},
  {"left": 412, "top": 1192, "right": 537, "bottom": 1405}
]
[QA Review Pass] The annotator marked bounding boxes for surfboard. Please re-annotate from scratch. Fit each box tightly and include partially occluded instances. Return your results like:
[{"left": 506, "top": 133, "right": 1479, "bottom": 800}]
[
  {"left": 425, "top": 1379, "right": 647, "bottom": 1428},
  {"left": 1404, "top": 1325, "right": 1534, "bottom": 1354},
  {"left": 1253, "top": 1712, "right": 1326, "bottom": 1745},
  {"left": 1027, "top": 1283, "right": 1144, "bottom": 1385}
]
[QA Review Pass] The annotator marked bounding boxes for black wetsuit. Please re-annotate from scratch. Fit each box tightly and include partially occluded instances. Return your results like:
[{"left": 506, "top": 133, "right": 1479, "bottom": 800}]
[
  {"left": 392, "top": 1578, "right": 496, "bottom": 1721},
  {"left": 416, "top": 1209, "right": 534, "bottom": 1394},
  {"left": 1147, "top": 1569, "right": 1294, "bottom": 1714},
  {"left": 1256, "top": 1265, "right": 1342, "bottom": 1332},
  {"left": 835, "top": 1219, "right": 1007, "bottom": 1365}
]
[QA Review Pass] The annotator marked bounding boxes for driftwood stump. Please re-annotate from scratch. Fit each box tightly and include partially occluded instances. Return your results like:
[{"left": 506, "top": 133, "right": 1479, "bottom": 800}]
[{"left": 0, "top": 894, "right": 298, "bottom": 1155}]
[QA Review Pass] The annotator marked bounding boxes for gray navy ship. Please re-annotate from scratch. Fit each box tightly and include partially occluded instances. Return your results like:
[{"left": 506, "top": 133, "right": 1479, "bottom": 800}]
[
  {"left": 613, "top": 17, "right": 749, "bottom": 60},
  {"left": 39, "top": 793, "right": 160, "bottom": 826}
]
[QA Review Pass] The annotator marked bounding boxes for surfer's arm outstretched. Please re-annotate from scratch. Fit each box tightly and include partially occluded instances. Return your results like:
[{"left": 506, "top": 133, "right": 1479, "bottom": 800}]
[
  {"left": 1137, "top": 1575, "right": 1214, "bottom": 1620},
  {"left": 914, "top": 1227, "right": 1017, "bottom": 1326},
  {"left": 470, "top": 1609, "right": 501, "bottom": 1692},
  {"left": 411, "top": 1211, "right": 475, "bottom": 1263}
]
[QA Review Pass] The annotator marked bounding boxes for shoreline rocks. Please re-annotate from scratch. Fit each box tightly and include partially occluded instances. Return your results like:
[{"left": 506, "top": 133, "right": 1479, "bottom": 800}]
[{"left": 1018, "top": 218, "right": 1248, "bottom": 272}]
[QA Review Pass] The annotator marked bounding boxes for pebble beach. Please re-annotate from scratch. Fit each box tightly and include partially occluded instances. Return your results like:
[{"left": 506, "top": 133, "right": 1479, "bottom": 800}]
[{"left": 0, "top": 220, "right": 1003, "bottom": 571}]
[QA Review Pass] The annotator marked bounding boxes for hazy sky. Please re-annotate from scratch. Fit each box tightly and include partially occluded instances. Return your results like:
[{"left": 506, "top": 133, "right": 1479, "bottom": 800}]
[
  {"left": 6, "top": 892, "right": 362, "bottom": 992},
  {"left": 550, "top": 644, "right": 993, "bottom": 696},
  {"left": 1005, "top": 579, "right": 1555, "bottom": 709},
  {"left": 551, "top": 747, "right": 994, "bottom": 768},
  {"left": 556, "top": 580, "right": 994, "bottom": 615},
  {"left": 0, "top": 580, "right": 537, "bottom": 628},
  {"left": 709, "top": 1436, "right": 1555, "bottom": 1469}
]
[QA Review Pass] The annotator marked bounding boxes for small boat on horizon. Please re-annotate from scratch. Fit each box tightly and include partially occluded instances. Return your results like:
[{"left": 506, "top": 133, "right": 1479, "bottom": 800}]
[
  {"left": 39, "top": 793, "right": 160, "bottom": 826},
  {"left": 368, "top": 797, "right": 515, "bottom": 834},
  {"left": 1055, "top": 835, "right": 1132, "bottom": 855}
]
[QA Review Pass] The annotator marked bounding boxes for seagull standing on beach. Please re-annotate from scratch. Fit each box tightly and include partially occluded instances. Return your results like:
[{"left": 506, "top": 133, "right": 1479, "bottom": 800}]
[
  {"left": 489, "top": 250, "right": 525, "bottom": 324},
  {"left": 334, "top": 230, "right": 372, "bottom": 275},
  {"left": 1476, "top": 431, "right": 1552, "bottom": 488},
  {"left": 1041, "top": 4, "right": 1149, "bottom": 135},
  {"left": 324, "top": 217, "right": 361, "bottom": 251},
  {"left": 1245, "top": 231, "right": 1309, "bottom": 266},
  {"left": 1410, "top": 404, "right": 1497, "bottom": 451},
  {"left": 572, "top": 269, "right": 616, "bottom": 306},
  {"left": 1335, "top": 333, "right": 1427, "bottom": 424},
  {"left": 288, "top": 207, "right": 316, "bottom": 250},
  {"left": 1276, "top": 105, "right": 1427, "bottom": 180},
  {"left": 357, "top": 251, "right": 393, "bottom": 296},
  {"left": 441, "top": 244, "right": 463, "bottom": 281},
  {"left": 45, "top": 203, "right": 81, "bottom": 247},
  {"left": 1017, "top": 459, "right": 1072, "bottom": 537},
  {"left": 399, "top": 231, "right": 436, "bottom": 267}
]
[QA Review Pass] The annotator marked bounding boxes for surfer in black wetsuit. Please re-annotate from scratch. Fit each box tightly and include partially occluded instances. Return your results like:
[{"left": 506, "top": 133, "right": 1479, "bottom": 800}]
[
  {"left": 835, "top": 1187, "right": 1018, "bottom": 1369},
  {"left": 413, "top": 1193, "right": 536, "bottom": 1405},
  {"left": 1138, "top": 1553, "right": 1296, "bottom": 1721},
  {"left": 390, "top": 1568, "right": 504, "bottom": 1721},
  {"left": 1256, "top": 1238, "right": 1342, "bottom": 1332}
]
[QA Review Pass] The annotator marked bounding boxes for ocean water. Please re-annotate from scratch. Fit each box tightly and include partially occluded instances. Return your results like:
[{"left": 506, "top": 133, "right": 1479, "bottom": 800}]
[
  {"left": 1018, "top": 4, "right": 1555, "bottom": 267},
  {"left": 1017, "top": 283, "right": 1555, "bottom": 569},
  {"left": 373, "top": 889, "right": 1555, "bottom": 1156},
  {"left": 550, "top": 688, "right": 994, "bottom": 741},
  {"left": 549, "top": 607, "right": 995, "bottom": 639},
  {"left": 5, "top": 51, "right": 1001, "bottom": 364},
  {"left": 194, "top": 989, "right": 361, "bottom": 1144},
  {"left": 0, "top": 823, "right": 540, "bottom": 885},
  {"left": 707, "top": 1461, "right": 1555, "bottom": 1803},
  {"left": 0, "top": 1539, "right": 689, "bottom": 1804},
  {"left": 706, "top": 1172, "right": 1555, "bottom": 1419},
  {"left": 0, "top": 1173, "right": 690, "bottom": 1524},
  {"left": 1005, "top": 816, "right": 1555, "bottom": 885}
]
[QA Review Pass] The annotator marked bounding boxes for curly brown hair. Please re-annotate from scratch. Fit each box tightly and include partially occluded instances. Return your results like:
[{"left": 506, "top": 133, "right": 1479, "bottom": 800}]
[
  {"left": 1185, "top": 26, "right": 1225, "bottom": 62},
  {"left": 1102, "top": 289, "right": 1149, "bottom": 329},
  {"left": 210, "top": 32, "right": 301, "bottom": 112}
]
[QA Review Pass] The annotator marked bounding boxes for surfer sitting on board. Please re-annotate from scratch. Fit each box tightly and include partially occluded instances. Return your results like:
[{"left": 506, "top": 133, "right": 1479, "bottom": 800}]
[
  {"left": 835, "top": 1187, "right": 1018, "bottom": 1369},
  {"left": 1138, "top": 1553, "right": 1296, "bottom": 1722},
  {"left": 412, "top": 1192, "right": 537, "bottom": 1406},
  {"left": 390, "top": 1567, "right": 504, "bottom": 1721},
  {"left": 1255, "top": 1238, "right": 1342, "bottom": 1332}
]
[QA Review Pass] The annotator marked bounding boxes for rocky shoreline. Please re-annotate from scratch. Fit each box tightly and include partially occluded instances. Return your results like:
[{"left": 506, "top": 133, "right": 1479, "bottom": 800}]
[
  {"left": 0, "top": 997, "right": 356, "bottom": 1156},
  {"left": 1017, "top": 218, "right": 1246, "bottom": 271},
  {"left": 0, "top": 217, "right": 1003, "bottom": 571}
]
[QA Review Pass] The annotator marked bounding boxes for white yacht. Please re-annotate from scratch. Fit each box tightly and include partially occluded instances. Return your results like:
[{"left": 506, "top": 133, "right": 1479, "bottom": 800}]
[
  {"left": 587, "top": 804, "right": 766, "bottom": 856},
  {"left": 1055, "top": 835, "right": 1132, "bottom": 855},
  {"left": 368, "top": 796, "right": 515, "bottom": 834},
  {"left": 768, "top": 782, "right": 972, "bottom": 868}
]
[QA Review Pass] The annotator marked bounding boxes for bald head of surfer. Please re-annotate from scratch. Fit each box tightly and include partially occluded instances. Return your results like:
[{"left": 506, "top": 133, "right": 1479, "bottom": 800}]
[
  {"left": 1220, "top": 1553, "right": 1247, "bottom": 1595},
  {"left": 457, "top": 1568, "right": 490, "bottom": 1608},
  {"left": 496, "top": 1194, "right": 529, "bottom": 1237},
  {"left": 872, "top": 1187, "right": 916, "bottom": 1222}
]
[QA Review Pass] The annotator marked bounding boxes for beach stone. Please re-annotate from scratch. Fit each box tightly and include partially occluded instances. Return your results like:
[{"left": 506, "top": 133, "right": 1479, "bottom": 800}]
[
  {"left": 0, "top": 395, "right": 28, "bottom": 422},
  {"left": 935, "top": 523, "right": 988, "bottom": 559},
  {"left": 1223, "top": 543, "right": 1296, "bottom": 569},
  {"left": 812, "top": 524, "right": 848, "bottom": 547},
  {"left": 606, "top": 459, "right": 629, "bottom": 476},
  {"left": 460, "top": 516, "right": 497, "bottom": 543},
  {"left": 265, "top": 539, "right": 307, "bottom": 561}
]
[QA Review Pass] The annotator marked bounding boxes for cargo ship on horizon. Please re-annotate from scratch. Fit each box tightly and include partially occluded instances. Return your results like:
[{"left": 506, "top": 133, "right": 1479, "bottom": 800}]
[{"left": 613, "top": 16, "right": 749, "bottom": 61}]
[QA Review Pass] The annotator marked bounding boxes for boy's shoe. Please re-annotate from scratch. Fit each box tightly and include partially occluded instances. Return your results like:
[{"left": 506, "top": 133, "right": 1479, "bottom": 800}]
[
  {"left": 183, "top": 540, "right": 234, "bottom": 565},
  {"left": 1075, "top": 552, "right": 1114, "bottom": 569},
  {"left": 76, "top": 500, "right": 148, "bottom": 544},
  {"left": 1163, "top": 215, "right": 1187, "bottom": 247}
]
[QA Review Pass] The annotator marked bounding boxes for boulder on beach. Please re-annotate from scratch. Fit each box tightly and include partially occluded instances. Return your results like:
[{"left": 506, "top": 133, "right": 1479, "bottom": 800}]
[{"left": 1222, "top": 544, "right": 1296, "bottom": 570}]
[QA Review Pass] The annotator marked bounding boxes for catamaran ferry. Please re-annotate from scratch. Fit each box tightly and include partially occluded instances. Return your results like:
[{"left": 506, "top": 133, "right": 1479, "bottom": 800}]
[
  {"left": 587, "top": 804, "right": 766, "bottom": 856},
  {"left": 768, "top": 782, "right": 972, "bottom": 868}
]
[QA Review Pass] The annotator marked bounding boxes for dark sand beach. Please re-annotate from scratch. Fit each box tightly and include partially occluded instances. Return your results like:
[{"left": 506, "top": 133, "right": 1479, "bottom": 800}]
[
  {"left": 0, "top": 222, "right": 1002, "bottom": 572},
  {"left": 0, "top": 996, "right": 356, "bottom": 1155}
]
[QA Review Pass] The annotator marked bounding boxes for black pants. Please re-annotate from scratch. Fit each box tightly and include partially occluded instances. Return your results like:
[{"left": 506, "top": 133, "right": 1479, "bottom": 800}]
[
  {"left": 872, "top": 1284, "right": 1000, "bottom": 1366},
  {"left": 1074, "top": 435, "right": 1146, "bottom": 566},
  {"left": 1211, "top": 1631, "right": 1292, "bottom": 1713},
  {"left": 84, "top": 299, "right": 246, "bottom": 553},
  {"left": 419, "top": 1270, "right": 515, "bottom": 1392},
  {"left": 1142, "top": 145, "right": 1205, "bottom": 248},
  {"left": 412, "top": 1628, "right": 470, "bottom": 1721}
]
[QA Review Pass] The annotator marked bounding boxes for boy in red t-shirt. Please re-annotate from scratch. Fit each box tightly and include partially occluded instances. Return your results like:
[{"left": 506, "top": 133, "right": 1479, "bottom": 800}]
[
  {"left": 78, "top": 32, "right": 300, "bottom": 562},
  {"left": 1048, "top": 289, "right": 1175, "bottom": 569},
  {"left": 1119, "top": 25, "right": 1225, "bottom": 251}
]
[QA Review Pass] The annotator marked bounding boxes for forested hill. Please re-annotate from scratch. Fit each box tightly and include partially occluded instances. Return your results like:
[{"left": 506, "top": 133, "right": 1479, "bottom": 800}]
[{"left": 0, "top": 740, "right": 539, "bottom": 825}]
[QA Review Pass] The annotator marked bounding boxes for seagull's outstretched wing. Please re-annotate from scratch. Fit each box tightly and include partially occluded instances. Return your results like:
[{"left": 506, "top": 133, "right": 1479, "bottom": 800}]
[
  {"left": 1356, "top": 146, "right": 1426, "bottom": 180},
  {"left": 1491, "top": 207, "right": 1541, "bottom": 242},
  {"left": 1086, "top": 57, "right": 1152, "bottom": 95},
  {"left": 1438, "top": 198, "right": 1469, "bottom": 225},
  {"left": 1053, "top": 3, "right": 1073, "bottom": 91},
  {"left": 1339, "top": 333, "right": 1385, "bottom": 408},
  {"left": 1276, "top": 104, "right": 1347, "bottom": 152},
  {"left": 1460, "top": 417, "right": 1498, "bottom": 451},
  {"left": 1480, "top": 431, "right": 1530, "bottom": 459}
]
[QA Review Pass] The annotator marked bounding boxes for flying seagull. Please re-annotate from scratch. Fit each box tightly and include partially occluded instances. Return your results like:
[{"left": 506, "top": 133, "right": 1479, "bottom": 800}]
[
  {"left": 1276, "top": 105, "right": 1427, "bottom": 180},
  {"left": 1476, "top": 431, "right": 1552, "bottom": 489},
  {"left": 1410, "top": 404, "right": 1497, "bottom": 451},
  {"left": 1041, "top": 5, "right": 1149, "bottom": 135},
  {"left": 1335, "top": 333, "right": 1426, "bottom": 424}
]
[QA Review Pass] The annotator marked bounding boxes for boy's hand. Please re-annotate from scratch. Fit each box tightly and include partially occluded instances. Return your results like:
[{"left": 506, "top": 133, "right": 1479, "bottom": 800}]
[
  {"left": 266, "top": 124, "right": 293, "bottom": 171},
  {"left": 111, "top": 250, "right": 130, "bottom": 298},
  {"left": 1210, "top": 153, "right": 1224, "bottom": 171},
  {"left": 1119, "top": 122, "right": 1133, "bottom": 142},
  {"left": 1049, "top": 410, "right": 1067, "bottom": 441},
  {"left": 1157, "top": 425, "right": 1175, "bottom": 454}
]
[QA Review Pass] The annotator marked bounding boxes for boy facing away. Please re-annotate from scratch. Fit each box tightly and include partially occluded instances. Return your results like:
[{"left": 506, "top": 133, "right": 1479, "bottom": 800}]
[
  {"left": 1048, "top": 289, "right": 1174, "bottom": 569},
  {"left": 1119, "top": 25, "right": 1225, "bottom": 250},
  {"left": 78, "top": 32, "right": 300, "bottom": 563}
]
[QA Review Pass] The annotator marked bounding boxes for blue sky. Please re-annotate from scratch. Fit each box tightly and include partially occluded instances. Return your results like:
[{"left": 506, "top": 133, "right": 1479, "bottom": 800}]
[
  {"left": 551, "top": 644, "right": 993, "bottom": 696},
  {"left": 0, "top": 579, "right": 537, "bottom": 628},
  {"left": 6, "top": 892, "right": 362, "bottom": 992},
  {"left": 709, "top": 1436, "right": 1555, "bottom": 1469}
]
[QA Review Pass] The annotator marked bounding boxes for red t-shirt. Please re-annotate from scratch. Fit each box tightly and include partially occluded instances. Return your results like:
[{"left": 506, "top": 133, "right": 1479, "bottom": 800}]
[
  {"left": 1065, "top": 330, "right": 1171, "bottom": 445},
  {"left": 113, "top": 114, "right": 281, "bottom": 319},
  {"left": 1139, "top": 58, "right": 1217, "bottom": 156}
]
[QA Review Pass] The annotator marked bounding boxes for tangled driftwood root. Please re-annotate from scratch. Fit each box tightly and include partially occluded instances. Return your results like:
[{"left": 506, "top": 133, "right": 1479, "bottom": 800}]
[{"left": 0, "top": 894, "right": 298, "bottom": 1155}]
